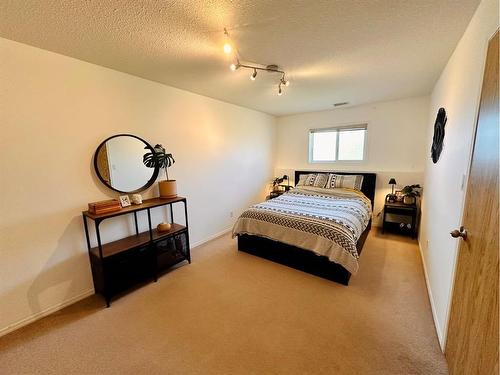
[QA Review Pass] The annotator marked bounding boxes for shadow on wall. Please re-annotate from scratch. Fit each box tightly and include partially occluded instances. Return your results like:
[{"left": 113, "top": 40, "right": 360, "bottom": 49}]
[
  {"left": 0, "top": 293, "right": 103, "bottom": 348},
  {"left": 26, "top": 215, "right": 93, "bottom": 317}
]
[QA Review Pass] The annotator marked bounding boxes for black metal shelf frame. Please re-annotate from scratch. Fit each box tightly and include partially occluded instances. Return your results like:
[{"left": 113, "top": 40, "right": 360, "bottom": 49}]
[{"left": 82, "top": 198, "right": 190, "bottom": 306}]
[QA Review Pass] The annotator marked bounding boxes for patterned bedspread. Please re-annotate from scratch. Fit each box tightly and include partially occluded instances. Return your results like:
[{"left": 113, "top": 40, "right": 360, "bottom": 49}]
[{"left": 232, "top": 187, "right": 372, "bottom": 274}]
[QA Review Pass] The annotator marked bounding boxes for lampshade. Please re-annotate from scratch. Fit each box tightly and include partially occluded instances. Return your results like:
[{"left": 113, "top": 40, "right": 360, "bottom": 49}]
[{"left": 388, "top": 178, "right": 397, "bottom": 185}]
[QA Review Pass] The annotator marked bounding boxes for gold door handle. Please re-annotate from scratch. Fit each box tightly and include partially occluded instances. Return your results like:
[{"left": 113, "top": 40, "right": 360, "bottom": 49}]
[{"left": 450, "top": 226, "right": 467, "bottom": 240}]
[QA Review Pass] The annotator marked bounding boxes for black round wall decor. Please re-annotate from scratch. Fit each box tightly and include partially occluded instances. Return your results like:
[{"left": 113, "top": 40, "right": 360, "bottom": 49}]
[{"left": 431, "top": 107, "right": 447, "bottom": 163}]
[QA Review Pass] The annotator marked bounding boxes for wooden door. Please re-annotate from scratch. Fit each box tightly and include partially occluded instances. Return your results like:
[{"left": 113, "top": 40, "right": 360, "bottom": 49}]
[{"left": 445, "top": 31, "right": 499, "bottom": 374}]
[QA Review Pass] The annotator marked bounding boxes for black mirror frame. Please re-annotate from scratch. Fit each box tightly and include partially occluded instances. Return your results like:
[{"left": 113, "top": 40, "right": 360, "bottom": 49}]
[{"left": 93, "top": 133, "right": 159, "bottom": 194}]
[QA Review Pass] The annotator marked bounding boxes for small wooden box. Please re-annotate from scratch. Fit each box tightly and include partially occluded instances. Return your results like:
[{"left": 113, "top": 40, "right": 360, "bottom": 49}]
[{"left": 88, "top": 199, "right": 121, "bottom": 214}]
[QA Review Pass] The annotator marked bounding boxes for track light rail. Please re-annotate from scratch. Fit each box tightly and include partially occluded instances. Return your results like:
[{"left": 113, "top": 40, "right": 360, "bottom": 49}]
[{"left": 224, "top": 28, "right": 290, "bottom": 96}]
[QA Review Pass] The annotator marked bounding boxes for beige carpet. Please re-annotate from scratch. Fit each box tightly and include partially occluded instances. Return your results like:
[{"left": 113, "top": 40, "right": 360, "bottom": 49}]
[{"left": 0, "top": 229, "right": 447, "bottom": 374}]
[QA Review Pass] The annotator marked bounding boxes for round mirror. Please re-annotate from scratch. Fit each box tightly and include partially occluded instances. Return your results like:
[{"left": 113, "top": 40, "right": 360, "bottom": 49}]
[{"left": 93, "top": 134, "right": 159, "bottom": 193}]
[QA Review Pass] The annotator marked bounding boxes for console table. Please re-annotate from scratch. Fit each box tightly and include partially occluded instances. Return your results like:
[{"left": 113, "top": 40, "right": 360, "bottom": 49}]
[{"left": 82, "top": 196, "right": 190, "bottom": 306}]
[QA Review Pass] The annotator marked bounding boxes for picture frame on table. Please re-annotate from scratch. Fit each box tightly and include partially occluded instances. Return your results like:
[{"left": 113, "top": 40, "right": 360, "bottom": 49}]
[
  {"left": 395, "top": 190, "right": 403, "bottom": 202},
  {"left": 119, "top": 195, "right": 131, "bottom": 207}
]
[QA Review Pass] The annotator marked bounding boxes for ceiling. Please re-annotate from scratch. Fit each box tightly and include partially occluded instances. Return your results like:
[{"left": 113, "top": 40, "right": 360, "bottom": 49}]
[{"left": 0, "top": 0, "right": 479, "bottom": 116}]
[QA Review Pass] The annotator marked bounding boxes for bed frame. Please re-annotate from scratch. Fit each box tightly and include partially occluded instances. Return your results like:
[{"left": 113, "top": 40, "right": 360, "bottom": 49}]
[{"left": 237, "top": 171, "right": 376, "bottom": 285}]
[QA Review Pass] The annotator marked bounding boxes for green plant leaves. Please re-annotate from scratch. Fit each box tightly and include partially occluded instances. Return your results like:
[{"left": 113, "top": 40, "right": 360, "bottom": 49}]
[
  {"left": 401, "top": 184, "right": 421, "bottom": 197},
  {"left": 143, "top": 144, "right": 175, "bottom": 170}
]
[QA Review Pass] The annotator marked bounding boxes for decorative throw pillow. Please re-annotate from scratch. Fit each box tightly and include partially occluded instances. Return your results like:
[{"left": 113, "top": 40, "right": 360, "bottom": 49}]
[
  {"left": 312, "top": 173, "right": 328, "bottom": 188},
  {"left": 304, "top": 174, "right": 318, "bottom": 186},
  {"left": 296, "top": 174, "right": 312, "bottom": 186},
  {"left": 326, "top": 174, "right": 364, "bottom": 191},
  {"left": 297, "top": 173, "right": 328, "bottom": 187},
  {"left": 325, "top": 174, "right": 338, "bottom": 189}
]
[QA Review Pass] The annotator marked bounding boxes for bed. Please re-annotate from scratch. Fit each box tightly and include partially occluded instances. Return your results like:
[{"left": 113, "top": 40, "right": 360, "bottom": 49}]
[{"left": 233, "top": 171, "right": 376, "bottom": 285}]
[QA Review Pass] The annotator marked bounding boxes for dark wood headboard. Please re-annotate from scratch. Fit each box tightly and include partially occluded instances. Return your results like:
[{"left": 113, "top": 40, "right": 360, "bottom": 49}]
[{"left": 294, "top": 170, "right": 377, "bottom": 208}]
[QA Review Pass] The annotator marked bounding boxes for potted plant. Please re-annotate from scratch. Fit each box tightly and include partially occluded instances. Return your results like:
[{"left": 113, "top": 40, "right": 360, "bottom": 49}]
[
  {"left": 401, "top": 184, "right": 421, "bottom": 205},
  {"left": 143, "top": 144, "right": 177, "bottom": 198}
]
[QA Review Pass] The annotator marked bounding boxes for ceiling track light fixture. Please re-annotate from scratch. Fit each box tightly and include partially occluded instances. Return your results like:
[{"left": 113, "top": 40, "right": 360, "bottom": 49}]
[
  {"left": 281, "top": 73, "right": 290, "bottom": 87},
  {"left": 230, "top": 60, "right": 290, "bottom": 96},
  {"left": 223, "top": 28, "right": 232, "bottom": 54},
  {"left": 224, "top": 28, "right": 290, "bottom": 96},
  {"left": 250, "top": 68, "right": 257, "bottom": 81}
]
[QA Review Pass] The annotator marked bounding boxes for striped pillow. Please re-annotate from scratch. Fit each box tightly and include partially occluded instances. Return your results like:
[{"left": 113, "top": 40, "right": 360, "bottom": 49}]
[
  {"left": 296, "top": 174, "right": 312, "bottom": 186},
  {"left": 296, "top": 173, "right": 328, "bottom": 188},
  {"left": 313, "top": 173, "right": 328, "bottom": 188},
  {"left": 326, "top": 174, "right": 364, "bottom": 191}
]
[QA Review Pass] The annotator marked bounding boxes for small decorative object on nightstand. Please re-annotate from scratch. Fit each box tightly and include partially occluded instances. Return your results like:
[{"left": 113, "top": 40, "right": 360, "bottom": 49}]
[
  {"left": 382, "top": 201, "right": 418, "bottom": 238},
  {"left": 395, "top": 190, "right": 403, "bottom": 202}
]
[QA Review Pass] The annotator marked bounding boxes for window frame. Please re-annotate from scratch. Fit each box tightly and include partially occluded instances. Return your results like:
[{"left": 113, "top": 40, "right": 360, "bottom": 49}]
[{"left": 308, "top": 123, "right": 368, "bottom": 163}]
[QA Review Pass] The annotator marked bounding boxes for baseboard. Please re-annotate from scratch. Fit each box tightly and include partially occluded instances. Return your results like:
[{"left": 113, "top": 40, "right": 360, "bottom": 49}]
[
  {"left": 0, "top": 288, "right": 95, "bottom": 338},
  {"left": 190, "top": 226, "right": 232, "bottom": 249},
  {"left": 0, "top": 227, "right": 233, "bottom": 338},
  {"left": 418, "top": 242, "right": 445, "bottom": 351}
]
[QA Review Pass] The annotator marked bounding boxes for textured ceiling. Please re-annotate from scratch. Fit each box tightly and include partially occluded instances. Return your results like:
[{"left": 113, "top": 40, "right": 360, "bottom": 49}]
[{"left": 0, "top": 0, "right": 479, "bottom": 116}]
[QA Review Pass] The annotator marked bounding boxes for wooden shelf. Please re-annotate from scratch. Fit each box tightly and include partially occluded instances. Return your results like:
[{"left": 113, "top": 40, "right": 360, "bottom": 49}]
[
  {"left": 83, "top": 194, "right": 190, "bottom": 306},
  {"left": 83, "top": 196, "right": 186, "bottom": 220},
  {"left": 384, "top": 201, "right": 416, "bottom": 209},
  {"left": 90, "top": 223, "right": 186, "bottom": 258}
]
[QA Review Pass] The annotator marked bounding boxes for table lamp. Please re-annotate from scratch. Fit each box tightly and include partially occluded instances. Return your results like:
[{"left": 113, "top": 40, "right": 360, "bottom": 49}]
[{"left": 389, "top": 178, "right": 397, "bottom": 194}]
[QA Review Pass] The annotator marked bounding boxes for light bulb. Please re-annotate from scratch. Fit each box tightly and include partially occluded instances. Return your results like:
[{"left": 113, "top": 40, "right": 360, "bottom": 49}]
[
  {"left": 250, "top": 69, "right": 257, "bottom": 81},
  {"left": 230, "top": 63, "right": 237, "bottom": 71},
  {"left": 281, "top": 76, "right": 290, "bottom": 87},
  {"left": 223, "top": 42, "right": 232, "bottom": 54}
]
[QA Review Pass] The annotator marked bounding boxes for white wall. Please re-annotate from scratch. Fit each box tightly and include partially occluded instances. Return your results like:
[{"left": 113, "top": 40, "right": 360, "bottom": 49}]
[
  {"left": 0, "top": 38, "right": 276, "bottom": 335},
  {"left": 419, "top": 0, "right": 499, "bottom": 349},
  {"left": 275, "top": 96, "right": 430, "bottom": 224}
]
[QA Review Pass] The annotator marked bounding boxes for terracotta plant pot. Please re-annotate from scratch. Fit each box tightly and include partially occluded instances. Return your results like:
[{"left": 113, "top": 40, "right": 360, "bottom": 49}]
[
  {"left": 403, "top": 195, "right": 416, "bottom": 205},
  {"left": 159, "top": 180, "right": 177, "bottom": 198}
]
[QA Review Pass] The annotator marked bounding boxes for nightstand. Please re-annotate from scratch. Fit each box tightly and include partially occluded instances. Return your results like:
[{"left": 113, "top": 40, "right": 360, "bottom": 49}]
[
  {"left": 266, "top": 190, "right": 285, "bottom": 200},
  {"left": 266, "top": 185, "right": 292, "bottom": 200},
  {"left": 382, "top": 201, "right": 418, "bottom": 238}
]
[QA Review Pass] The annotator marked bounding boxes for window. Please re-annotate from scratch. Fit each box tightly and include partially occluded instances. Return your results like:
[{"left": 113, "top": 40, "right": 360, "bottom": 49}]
[{"left": 309, "top": 124, "right": 367, "bottom": 162}]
